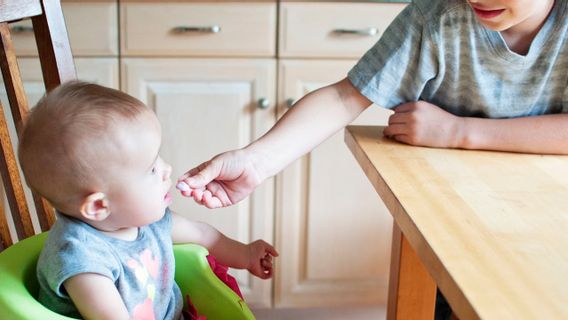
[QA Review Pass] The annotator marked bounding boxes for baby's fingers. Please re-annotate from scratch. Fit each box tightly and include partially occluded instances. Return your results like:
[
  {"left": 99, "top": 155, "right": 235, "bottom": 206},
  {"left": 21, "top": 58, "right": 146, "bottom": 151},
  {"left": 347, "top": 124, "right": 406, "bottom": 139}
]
[
  {"left": 265, "top": 245, "right": 279, "bottom": 257},
  {"left": 261, "top": 258, "right": 273, "bottom": 270}
]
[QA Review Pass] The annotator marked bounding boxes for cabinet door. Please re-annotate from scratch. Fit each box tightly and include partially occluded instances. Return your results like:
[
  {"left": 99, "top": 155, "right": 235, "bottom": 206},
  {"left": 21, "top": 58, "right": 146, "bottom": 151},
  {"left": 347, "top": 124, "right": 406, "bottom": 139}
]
[
  {"left": 0, "top": 57, "right": 119, "bottom": 242},
  {"left": 10, "top": 1, "right": 118, "bottom": 57},
  {"left": 276, "top": 59, "right": 393, "bottom": 308},
  {"left": 121, "top": 58, "right": 276, "bottom": 307}
]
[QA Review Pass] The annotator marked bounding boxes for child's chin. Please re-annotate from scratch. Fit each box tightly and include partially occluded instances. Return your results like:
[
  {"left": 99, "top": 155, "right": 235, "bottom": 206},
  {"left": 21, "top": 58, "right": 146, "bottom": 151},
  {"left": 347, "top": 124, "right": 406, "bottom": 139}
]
[
  {"left": 139, "top": 212, "right": 167, "bottom": 226},
  {"left": 163, "top": 192, "right": 173, "bottom": 205}
]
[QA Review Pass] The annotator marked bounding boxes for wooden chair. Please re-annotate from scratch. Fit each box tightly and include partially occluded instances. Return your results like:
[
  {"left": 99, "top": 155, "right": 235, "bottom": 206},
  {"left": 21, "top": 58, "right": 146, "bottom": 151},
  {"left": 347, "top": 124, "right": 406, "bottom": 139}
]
[
  {"left": 0, "top": 0, "right": 76, "bottom": 251},
  {"left": 0, "top": 2, "right": 255, "bottom": 319}
]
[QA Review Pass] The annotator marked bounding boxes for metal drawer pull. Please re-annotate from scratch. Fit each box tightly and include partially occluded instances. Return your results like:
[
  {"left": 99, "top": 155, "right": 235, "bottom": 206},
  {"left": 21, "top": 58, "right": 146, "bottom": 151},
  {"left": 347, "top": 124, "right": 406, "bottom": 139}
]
[
  {"left": 332, "top": 27, "right": 378, "bottom": 36},
  {"left": 171, "top": 25, "right": 221, "bottom": 34},
  {"left": 11, "top": 25, "right": 34, "bottom": 33},
  {"left": 258, "top": 98, "right": 270, "bottom": 110}
]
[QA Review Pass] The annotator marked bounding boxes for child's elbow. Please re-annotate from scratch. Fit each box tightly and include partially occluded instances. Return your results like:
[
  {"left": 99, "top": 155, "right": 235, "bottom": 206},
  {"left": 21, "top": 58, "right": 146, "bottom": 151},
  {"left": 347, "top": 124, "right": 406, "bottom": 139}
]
[{"left": 334, "top": 77, "right": 372, "bottom": 116}]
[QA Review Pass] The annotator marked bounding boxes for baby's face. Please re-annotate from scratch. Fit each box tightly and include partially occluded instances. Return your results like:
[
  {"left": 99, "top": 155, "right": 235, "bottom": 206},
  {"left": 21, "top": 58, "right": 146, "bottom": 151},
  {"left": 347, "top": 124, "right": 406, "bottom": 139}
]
[
  {"left": 101, "top": 111, "right": 173, "bottom": 228},
  {"left": 467, "top": 0, "right": 554, "bottom": 32}
]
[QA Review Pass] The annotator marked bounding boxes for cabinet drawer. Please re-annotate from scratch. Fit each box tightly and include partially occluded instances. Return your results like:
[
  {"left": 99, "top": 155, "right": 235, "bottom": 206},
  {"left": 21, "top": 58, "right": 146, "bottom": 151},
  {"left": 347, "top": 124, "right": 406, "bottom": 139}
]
[
  {"left": 121, "top": 3, "right": 277, "bottom": 57},
  {"left": 10, "top": 2, "right": 118, "bottom": 57},
  {"left": 279, "top": 2, "right": 407, "bottom": 58}
]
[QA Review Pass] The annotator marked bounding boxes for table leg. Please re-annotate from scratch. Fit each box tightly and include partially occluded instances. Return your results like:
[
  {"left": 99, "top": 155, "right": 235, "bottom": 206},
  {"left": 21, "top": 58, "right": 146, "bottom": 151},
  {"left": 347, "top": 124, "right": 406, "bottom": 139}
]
[{"left": 387, "top": 223, "right": 437, "bottom": 320}]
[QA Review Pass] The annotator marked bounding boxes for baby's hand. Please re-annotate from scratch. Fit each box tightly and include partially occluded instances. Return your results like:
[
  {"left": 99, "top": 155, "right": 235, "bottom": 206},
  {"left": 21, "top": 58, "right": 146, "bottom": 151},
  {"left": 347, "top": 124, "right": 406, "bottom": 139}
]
[{"left": 246, "top": 240, "right": 279, "bottom": 279}]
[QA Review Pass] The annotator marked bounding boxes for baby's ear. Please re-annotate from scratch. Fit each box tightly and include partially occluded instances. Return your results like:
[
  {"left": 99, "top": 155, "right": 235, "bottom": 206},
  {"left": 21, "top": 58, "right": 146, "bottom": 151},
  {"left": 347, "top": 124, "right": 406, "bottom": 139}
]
[{"left": 79, "top": 192, "right": 110, "bottom": 221}]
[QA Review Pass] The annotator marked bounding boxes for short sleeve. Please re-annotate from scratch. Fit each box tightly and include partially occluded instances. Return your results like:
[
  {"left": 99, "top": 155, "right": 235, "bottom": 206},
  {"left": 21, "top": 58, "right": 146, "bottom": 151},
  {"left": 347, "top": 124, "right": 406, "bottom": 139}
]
[
  {"left": 37, "top": 217, "right": 120, "bottom": 299},
  {"left": 348, "top": 2, "right": 439, "bottom": 109}
]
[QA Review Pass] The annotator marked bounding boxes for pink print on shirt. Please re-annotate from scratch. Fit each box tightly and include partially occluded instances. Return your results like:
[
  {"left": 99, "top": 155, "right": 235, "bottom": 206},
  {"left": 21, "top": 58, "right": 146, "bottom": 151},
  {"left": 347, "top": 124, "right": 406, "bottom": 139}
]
[{"left": 127, "top": 248, "right": 161, "bottom": 320}]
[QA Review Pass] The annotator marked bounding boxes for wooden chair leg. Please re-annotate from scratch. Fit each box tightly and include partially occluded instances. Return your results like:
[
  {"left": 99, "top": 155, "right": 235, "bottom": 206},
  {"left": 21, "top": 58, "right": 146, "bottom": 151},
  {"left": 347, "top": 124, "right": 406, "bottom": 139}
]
[{"left": 387, "top": 223, "right": 437, "bottom": 320}]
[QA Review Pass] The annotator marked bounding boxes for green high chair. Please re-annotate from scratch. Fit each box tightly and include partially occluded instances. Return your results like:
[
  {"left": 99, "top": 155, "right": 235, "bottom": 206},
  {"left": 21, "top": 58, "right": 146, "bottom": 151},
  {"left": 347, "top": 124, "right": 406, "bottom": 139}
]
[
  {"left": 0, "top": 1, "right": 254, "bottom": 319},
  {"left": 0, "top": 232, "right": 255, "bottom": 319}
]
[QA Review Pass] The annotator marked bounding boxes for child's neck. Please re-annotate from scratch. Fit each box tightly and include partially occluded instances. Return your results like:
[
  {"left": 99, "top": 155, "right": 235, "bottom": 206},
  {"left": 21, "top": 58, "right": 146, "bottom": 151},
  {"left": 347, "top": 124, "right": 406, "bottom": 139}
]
[
  {"left": 100, "top": 226, "right": 139, "bottom": 241},
  {"left": 500, "top": 0, "right": 555, "bottom": 55}
]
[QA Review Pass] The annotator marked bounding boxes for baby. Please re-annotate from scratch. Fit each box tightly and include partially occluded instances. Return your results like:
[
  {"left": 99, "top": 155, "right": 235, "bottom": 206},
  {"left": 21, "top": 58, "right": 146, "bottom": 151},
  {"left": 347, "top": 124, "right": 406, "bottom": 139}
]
[{"left": 18, "top": 81, "right": 278, "bottom": 319}]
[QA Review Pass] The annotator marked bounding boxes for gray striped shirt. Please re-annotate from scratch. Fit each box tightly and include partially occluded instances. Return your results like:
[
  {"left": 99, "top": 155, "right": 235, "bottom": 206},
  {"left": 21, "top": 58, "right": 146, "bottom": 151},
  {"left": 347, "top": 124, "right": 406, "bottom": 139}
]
[{"left": 348, "top": 0, "right": 568, "bottom": 118}]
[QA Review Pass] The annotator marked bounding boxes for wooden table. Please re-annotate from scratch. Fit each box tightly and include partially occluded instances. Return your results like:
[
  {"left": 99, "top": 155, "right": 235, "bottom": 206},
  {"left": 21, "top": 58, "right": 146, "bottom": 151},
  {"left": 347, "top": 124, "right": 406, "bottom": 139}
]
[{"left": 344, "top": 126, "right": 568, "bottom": 320}]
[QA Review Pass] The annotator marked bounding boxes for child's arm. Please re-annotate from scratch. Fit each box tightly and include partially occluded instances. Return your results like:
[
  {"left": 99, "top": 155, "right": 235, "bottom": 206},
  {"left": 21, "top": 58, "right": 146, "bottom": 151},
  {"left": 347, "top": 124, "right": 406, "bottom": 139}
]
[
  {"left": 171, "top": 213, "right": 278, "bottom": 279},
  {"left": 178, "top": 77, "right": 372, "bottom": 208},
  {"left": 384, "top": 100, "right": 568, "bottom": 154},
  {"left": 64, "top": 273, "right": 130, "bottom": 320}
]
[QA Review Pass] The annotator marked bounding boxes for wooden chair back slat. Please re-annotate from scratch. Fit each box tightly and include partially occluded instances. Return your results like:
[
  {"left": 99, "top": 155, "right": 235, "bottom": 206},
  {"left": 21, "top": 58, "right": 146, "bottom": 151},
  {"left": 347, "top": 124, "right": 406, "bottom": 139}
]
[
  {"left": 32, "top": 0, "right": 76, "bottom": 88},
  {"left": 0, "top": 100, "right": 34, "bottom": 246},
  {"left": 0, "top": 0, "right": 42, "bottom": 23},
  {"left": 0, "top": 22, "right": 56, "bottom": 233},
  {"left": 0, "top": 23, "right": 28, "bottom": 130},
  {"left": 0, "top": 0, "right": 76, "bottom": 250},
  {"left": 0, "top": 23, "right": 35, "bottom": 245}
]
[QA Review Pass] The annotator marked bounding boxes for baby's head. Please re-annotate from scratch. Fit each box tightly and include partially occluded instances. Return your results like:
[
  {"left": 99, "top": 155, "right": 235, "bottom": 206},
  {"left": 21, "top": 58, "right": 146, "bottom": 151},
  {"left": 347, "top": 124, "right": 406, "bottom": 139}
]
[{"left": 19, "top": 81, "right": 173, "bottom": 229}]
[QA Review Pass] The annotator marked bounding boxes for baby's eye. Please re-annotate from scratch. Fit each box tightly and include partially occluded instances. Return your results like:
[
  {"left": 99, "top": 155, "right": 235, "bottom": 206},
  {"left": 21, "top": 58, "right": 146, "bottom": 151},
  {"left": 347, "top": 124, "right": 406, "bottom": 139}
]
[{"left": 151, "top": 167, "right": 157, "bottom": 175}]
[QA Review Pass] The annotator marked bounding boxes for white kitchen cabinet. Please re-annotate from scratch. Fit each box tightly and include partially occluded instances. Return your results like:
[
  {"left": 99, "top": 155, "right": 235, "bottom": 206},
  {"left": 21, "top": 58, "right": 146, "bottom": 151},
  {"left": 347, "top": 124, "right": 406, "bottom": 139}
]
[
  {"left": 119, "top": 0, "right": 279, "bottom": 307},
  {"left": 275, "top": 59, "right": 394, "bottom": 308},
  {"left": 275, "top": 2, "right": 406, "bottom": 308},
  {"left": 120, "top": 58, "right": 276, "bottom": 307}
]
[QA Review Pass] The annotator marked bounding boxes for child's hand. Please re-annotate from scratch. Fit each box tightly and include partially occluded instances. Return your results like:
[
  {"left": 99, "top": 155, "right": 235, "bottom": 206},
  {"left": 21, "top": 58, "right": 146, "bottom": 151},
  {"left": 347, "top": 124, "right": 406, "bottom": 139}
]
[
  {"left": 246, "top": 240, "right": 279, "bottom": 279},
  {"left": 176, "top": 149, "right": 264, "bottom": 209},
  {"left": 384, "top": 101, "right": 465, "bottom": 149}
]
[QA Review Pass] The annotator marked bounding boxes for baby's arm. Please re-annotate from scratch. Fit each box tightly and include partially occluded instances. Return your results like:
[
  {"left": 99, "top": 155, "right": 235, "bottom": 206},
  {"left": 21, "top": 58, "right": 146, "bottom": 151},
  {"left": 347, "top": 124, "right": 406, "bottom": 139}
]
[
  {"left": 384, "top": 100, "right": 568, "bottom": 154},
  {"left": 64, "top": 273, "right": 130, "bottom": 320},
  {"left": 171, "top": 213, "right": 278, "bottom": 279}
]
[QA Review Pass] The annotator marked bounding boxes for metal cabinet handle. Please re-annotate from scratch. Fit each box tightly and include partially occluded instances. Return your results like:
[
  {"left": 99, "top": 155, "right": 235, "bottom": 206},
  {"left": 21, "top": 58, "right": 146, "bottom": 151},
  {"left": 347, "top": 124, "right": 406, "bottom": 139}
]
[
  {"left": 332, "top": 27, "right": 378, "bottom": 36},
  {"left": 286, "top": 98, "right": 295, "bottom": 109},
  {"left": 171, "top": 25, "right": 221, "bottom": 34},
  {"left": 258, "top": 98, "right": 270, "bottom": 110},
  {"left": 11, "top": 25, "right": 34, "bottom": 33}
]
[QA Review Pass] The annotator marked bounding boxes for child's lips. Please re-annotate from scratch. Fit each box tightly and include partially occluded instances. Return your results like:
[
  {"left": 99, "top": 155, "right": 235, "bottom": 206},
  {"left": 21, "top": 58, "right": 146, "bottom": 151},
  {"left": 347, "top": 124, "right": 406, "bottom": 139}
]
[
  {"left": 164, "top": 191, "right": 172, "bottom": 203},
  {"left": 473, "top": 7, "right": 505, "bottom": 19}
]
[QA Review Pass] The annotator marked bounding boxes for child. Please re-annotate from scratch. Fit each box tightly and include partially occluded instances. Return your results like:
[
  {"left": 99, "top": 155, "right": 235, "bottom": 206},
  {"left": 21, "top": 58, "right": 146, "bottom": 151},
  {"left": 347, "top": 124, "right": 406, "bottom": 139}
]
[
  {"left": 177, "top": 0, "right": 567, "bottom": 207},
  {"left": 18, "top": 81, "right": 278, "bottom": 320},
  {"left": 176, "top": 0, "right": 566, "bottom": 317}
]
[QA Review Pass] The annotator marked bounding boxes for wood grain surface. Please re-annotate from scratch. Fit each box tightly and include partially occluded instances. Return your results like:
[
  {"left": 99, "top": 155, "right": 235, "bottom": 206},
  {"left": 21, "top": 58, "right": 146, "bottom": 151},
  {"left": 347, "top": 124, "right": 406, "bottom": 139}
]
[{"left": 345, "top": 125, "right": 568, "bottom": 319}]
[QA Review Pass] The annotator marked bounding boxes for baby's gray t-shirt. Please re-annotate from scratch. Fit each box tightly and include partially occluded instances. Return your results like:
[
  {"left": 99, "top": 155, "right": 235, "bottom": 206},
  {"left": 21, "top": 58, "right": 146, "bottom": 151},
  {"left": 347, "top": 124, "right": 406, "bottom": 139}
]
[
  {"left": 348, "top": 0, "right": 568, "bottom": 118},
  {"left": 37, "top": 209, "right": 183, "bottom": 319}
]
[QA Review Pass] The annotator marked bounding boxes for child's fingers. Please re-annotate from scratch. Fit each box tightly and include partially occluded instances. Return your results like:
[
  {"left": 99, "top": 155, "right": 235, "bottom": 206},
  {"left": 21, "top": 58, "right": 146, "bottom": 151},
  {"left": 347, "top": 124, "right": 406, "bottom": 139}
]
[
  {"left": 263, "top": 268, "right": 272, "bottom": 278},
  {"left": 176, "top": 182, "right": 195, "bottom": 198},
  {"left": 260, "top": 271, "right": 271, "bottom": 279},
  {"left": 262, "top": 259, "right": 273, "bottom": 269},
  {"left": 393, "top": 103, "right": 414, "bottom": 113},
  {"left": 202, "top": 190, "right": 223, "bottom": 209},
  {"left": 177, "top": 165, "right": 203, "bottom": 182},
  {"left": 192, "top": 189, "right": 204, "bottom": 203},
  {"left": 176, "top": 181, "right": 190, "bottom": 192},
  {"left": 265, "top": 245, "right": 279, "bottom": 257},
  {"left": 383, "top": 124, "right": 411, "bottom": 139},
  {"left": 202, "top": 190, "right": 212, "bottom": 202},
  {"left": 206, "top": 181, "right": 232, "bottom": 206},
  {"left": 186, "top": 160, "right": 221, "bottom": 188}
]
